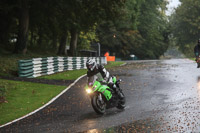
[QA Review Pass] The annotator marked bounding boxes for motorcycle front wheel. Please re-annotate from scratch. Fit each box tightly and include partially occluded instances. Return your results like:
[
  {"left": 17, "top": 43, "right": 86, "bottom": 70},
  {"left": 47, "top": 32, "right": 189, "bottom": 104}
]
[{"left": 91, "top": 93, "right": 106, "bottom": 114}]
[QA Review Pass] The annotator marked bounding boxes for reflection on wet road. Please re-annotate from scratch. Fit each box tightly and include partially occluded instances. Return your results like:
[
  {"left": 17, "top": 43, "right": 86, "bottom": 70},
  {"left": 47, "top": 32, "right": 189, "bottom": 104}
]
[{"left": 1, "top": 59, "right": 200, "bottom": 132}]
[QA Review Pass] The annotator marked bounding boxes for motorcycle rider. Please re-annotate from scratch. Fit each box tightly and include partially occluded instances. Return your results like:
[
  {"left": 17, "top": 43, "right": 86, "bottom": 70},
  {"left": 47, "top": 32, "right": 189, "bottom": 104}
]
[
  {"left": 194, "top": 39, "right": 200, "bottom": 68},
  {"left": 86, "top": 58, "right": 123, "bottom": 99}
]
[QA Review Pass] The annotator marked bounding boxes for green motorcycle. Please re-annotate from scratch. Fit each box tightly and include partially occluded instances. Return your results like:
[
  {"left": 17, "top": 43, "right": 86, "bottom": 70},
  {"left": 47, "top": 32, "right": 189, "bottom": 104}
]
[{"left": 85, "top": 75, "right": 126, "bottom": 114}]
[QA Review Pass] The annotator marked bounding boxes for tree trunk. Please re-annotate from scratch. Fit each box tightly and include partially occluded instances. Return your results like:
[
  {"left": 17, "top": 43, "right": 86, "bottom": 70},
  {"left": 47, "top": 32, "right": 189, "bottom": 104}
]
[
  {"left": 57, "top": 31, "right": 67, "bottom": 55},
  {"left": 69, "top": 29, "right": 78, "bottom": 56},
  {"left": 30, "top": 27, "right": 33, "bottom": 48},
  {"left": 51, "top": 32, "right": 58, "bottom": 51},
  {"left": 14, "top": 0, "right": 29, "bottom": 54},
  {"left": 37, "top": 27, "right": 43, "bottom": 47}
]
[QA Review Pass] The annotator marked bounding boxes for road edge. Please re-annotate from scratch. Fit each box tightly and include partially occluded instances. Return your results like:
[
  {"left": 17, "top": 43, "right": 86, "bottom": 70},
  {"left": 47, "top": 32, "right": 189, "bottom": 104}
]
[
  {"left": 0, "top": 74, "right": 87, "bottom": 128},
  {"left": 120, "top": 62, "right": 127, "bottom": 66}
]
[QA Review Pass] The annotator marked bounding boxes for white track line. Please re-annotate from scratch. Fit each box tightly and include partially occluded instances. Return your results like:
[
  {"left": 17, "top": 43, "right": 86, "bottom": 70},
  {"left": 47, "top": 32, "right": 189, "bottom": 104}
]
[
  {"left": 120, "top": 63, "right": 127, "bottom": 66},
  {"left": 0, "top": 74, "right": 87, "bottom": 128}
]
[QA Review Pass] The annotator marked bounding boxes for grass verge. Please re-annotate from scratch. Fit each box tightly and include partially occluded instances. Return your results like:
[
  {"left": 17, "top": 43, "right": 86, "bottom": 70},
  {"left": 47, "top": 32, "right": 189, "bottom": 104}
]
[
  {"left": 0, "top": 79, "right": 65, "bottom": 125},
  {"left": 105, "top": 61, "right": 124, "bottom": 68},
  {"left": 189, "top": 58, "right": 195, "bottom": 61},
  {"left": 39, "top": 69, "right": 87, "bottom": 80}
]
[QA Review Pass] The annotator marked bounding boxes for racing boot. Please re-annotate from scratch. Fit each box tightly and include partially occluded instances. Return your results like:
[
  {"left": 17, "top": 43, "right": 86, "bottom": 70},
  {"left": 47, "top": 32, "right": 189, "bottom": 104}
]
[{"left": 113, "top": 84, "right": 124, "bottom": 100}]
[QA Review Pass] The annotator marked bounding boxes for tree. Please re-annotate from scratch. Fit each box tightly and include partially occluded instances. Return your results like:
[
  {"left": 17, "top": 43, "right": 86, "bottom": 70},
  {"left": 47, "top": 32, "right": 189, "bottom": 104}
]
[
  {"left": 97, "top": 0, "right": 169, "bottom": 59},
  {"left": 136, "top": 0, "right": 169, "bottom": 59},
  {"left": 0, "top": 0, "right": 169, "bottom": 59},
  {"left": 96, "top": 0, "right": 144, "bottom": 58},
  {"left": 170, "top": 0, "right": 200, "bottom": 57},
  {"left": 67, "top": 0, "right": 126, "bottom": 56},
  {"left": 13, "top": 0, "right": 29, "bottom": 54},
  {"left": 0, "top": 0, "right": 18, "bottom": 51}
]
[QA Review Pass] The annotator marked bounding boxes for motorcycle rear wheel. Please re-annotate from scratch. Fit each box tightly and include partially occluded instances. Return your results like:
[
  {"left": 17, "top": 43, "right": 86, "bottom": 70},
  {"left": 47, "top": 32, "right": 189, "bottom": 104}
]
[{"left": 91, "top": 93, "right": 106, "bottom": 114}]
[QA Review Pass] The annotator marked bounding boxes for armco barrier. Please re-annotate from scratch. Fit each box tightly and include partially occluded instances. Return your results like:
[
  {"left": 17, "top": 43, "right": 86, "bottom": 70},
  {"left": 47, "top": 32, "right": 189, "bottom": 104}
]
[{"left": 18, "top": 57, "right": 107, "bottom": 78}]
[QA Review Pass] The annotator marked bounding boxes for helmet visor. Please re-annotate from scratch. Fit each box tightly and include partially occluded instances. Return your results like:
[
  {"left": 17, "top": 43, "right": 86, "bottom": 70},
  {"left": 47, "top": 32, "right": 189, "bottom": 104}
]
[
  {"left": 87, "top": 64, "right": 93, "bottom": 69},
  {"left": 89, "top": 65, "right": 93, "bottom": 68}
]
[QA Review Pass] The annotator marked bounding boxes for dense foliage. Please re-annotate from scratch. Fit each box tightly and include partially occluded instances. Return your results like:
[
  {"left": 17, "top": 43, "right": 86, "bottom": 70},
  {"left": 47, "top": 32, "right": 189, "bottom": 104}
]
[
  {"left": 170, "top": 0, "right": 200, "bottom": 57},
  {"left": 0, "top": 0, "right": 170, "bottom": 59},
  {"left": 97, "top": 0, "right": 170, "bottom": 59}
]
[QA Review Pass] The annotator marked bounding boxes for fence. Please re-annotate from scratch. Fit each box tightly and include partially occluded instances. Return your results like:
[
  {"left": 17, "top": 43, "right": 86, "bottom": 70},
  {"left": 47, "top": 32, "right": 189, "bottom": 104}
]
[{"left": 18, "top": 57, "right": 107, "bottom": 78}]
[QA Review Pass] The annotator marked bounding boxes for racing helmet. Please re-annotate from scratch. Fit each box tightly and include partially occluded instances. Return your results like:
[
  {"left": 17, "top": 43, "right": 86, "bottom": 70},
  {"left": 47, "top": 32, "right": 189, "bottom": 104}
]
[{"left": 86, "top": 59, "right": 96, "bottom": 71}]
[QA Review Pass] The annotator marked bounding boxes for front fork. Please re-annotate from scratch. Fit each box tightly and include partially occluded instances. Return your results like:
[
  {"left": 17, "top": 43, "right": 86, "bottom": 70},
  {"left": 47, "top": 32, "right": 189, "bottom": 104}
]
[
  {"left": 90, "top": 92, "right": 104, "bottom": 104},
  {"left": 98, "top": 93, "right": 104, "bottom": 104}
]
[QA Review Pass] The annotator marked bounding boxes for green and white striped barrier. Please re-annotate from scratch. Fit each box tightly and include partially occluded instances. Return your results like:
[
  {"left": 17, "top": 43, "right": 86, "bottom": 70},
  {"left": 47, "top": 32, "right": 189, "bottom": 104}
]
[{"left": 18, "top": 57, "right": 107, "bottom": 78}]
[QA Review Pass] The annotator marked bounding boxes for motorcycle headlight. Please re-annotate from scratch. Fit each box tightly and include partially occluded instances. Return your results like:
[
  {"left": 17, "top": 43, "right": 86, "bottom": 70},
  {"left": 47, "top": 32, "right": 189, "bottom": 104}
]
[{"left": 86, "top": 88, "right": 92, "bottom": 94}]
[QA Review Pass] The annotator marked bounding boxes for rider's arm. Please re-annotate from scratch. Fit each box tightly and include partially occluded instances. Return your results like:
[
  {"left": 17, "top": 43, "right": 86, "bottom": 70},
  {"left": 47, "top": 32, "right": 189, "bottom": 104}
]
[
  {"left": 87, "top": 71, "right": 93, "bottom": 86},
  {"left": 99, "top": 65, "right": 113, "bottom": 84}
]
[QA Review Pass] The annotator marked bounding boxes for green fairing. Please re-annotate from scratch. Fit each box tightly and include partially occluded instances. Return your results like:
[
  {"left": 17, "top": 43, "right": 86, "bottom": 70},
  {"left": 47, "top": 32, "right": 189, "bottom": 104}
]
[
  {"left": 112, "top": 76, "right": 117, "bottom": 84},
  {"left": 92, "top": 81, "right": 112, "bottom": 101}
]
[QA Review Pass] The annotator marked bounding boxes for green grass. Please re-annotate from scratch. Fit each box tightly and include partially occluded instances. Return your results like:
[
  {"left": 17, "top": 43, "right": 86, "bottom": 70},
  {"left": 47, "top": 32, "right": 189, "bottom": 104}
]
[
  {"left": 189, "top": 58, "right": 195, "bottom": 61},
  {"left": 39, "top": 69, "right": 87, "bottom": 80},
  {"left": 105, "top": 61, "right": 124, "bottom": 68},
  {"left": 0, "top": 79, "right": 65, "bottom": 125},
  {"left": 0, "top": 56, "right": 20, "bottom": 77}
]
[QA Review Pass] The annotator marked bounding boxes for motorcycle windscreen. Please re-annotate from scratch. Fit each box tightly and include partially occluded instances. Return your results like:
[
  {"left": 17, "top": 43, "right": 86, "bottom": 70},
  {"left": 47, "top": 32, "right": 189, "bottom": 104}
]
[{"left": 87, "top": 73, "right": 105, "bottom": 86}]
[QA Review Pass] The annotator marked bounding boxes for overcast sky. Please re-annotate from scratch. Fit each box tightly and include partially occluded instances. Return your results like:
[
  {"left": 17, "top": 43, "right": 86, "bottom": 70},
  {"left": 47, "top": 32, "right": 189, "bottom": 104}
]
[{"left": 166, "top": 0, "right": 181, "bottom": 16}]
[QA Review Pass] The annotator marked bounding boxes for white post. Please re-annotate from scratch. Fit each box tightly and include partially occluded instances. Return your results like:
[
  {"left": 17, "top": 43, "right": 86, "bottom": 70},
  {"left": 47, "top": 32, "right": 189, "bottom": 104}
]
[{"left": 97, "top": 43, "right": 100, "bottom": 57}]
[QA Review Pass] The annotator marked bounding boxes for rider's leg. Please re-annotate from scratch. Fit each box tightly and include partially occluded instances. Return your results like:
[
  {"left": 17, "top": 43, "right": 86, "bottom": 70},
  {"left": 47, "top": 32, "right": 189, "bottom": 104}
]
[{"left": 108, "top": 83, "right": 123, "bottom": 99}]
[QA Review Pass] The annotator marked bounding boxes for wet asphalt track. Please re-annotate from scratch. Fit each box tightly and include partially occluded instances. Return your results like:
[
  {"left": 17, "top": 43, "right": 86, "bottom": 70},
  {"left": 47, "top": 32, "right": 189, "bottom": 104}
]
[{"left": 1, "top": 59, "right": 200, "bottom": 132}]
